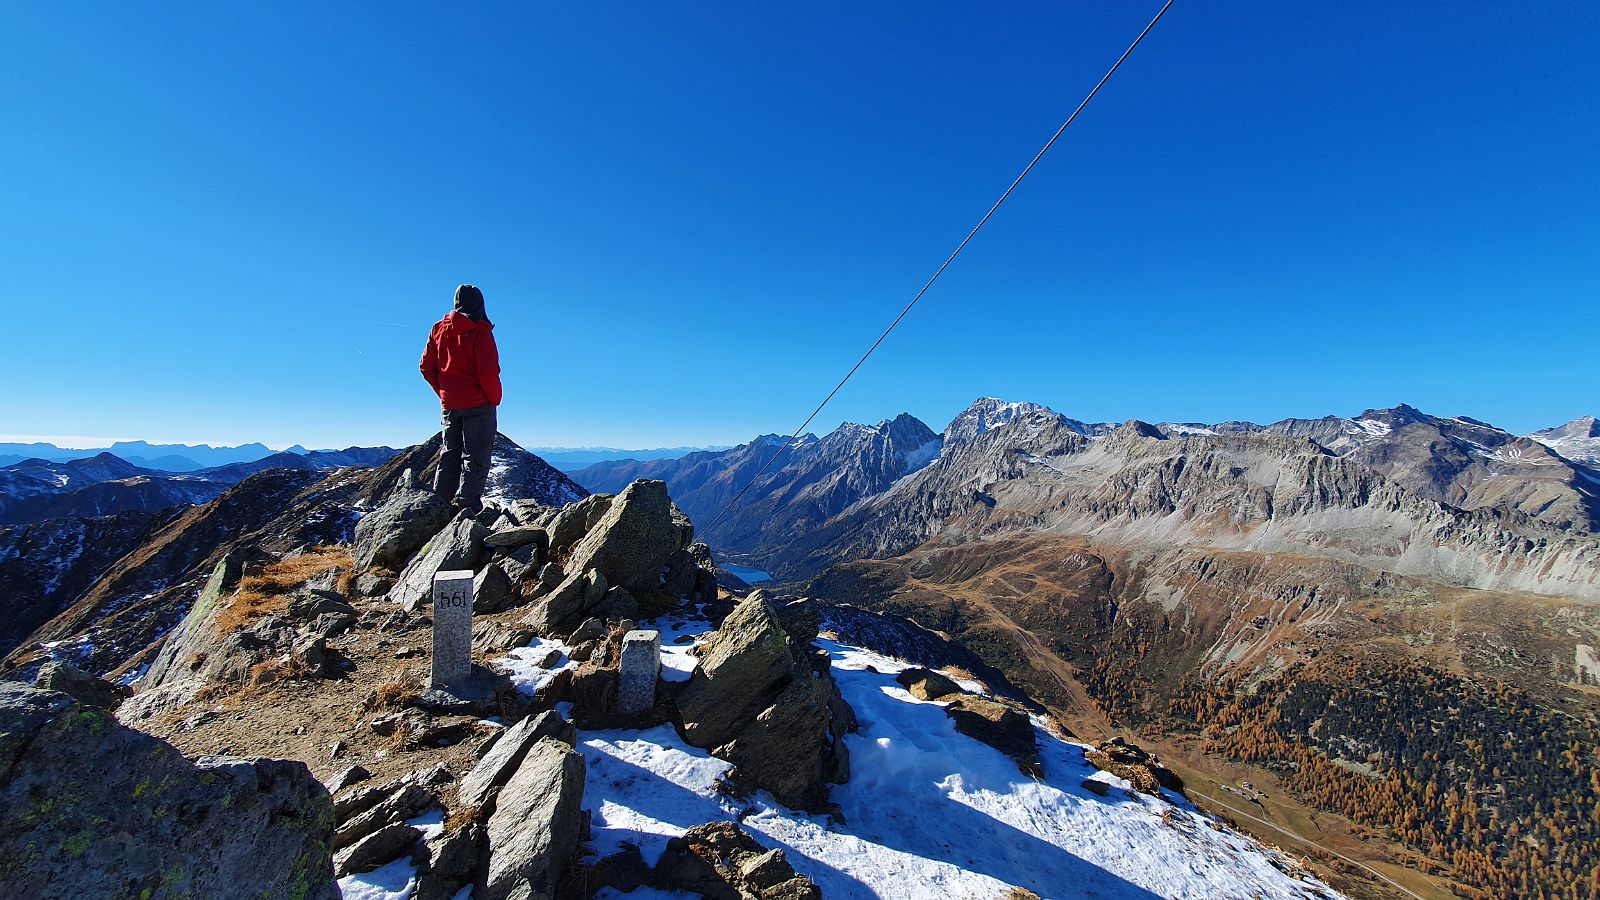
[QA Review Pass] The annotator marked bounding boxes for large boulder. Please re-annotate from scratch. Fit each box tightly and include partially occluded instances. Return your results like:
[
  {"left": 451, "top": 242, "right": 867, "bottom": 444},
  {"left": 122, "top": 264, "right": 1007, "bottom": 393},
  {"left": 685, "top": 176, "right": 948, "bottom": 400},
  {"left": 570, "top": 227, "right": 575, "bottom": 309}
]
[
  {"left": 392, "top": 514, "right": 488, "bottom": 612},
  {"left": 480, "top": 737, "right": 586, "bottom": 900},
  {"left": 544, "top": 493, "right": 614, "bottom": 557},
  {"left": 0, "top": 683, "right": 337, "bottom": 899},
  {"left": 33, "top": 661, "right": 129, "bottom": 710},
  {"left": 655, "top": 821, "right": 820, "bottom": 900},
  {"left": 675, "top": 596, "right": 853, "bottom": 811},
  {"left": 944, "top": 695, "right": 1040, "bottom": 776},
  {"left": 520, "top": 568, "right": 607, "bottom": 635},
  {"left": 458, "top": 711, "right": 575, "bottom": 810},
  {"left": 563, "top": 480, "right": 690, "bottom": 603},
  {"left": 352, "top": 470, "right": 452, "bottom": 572}
]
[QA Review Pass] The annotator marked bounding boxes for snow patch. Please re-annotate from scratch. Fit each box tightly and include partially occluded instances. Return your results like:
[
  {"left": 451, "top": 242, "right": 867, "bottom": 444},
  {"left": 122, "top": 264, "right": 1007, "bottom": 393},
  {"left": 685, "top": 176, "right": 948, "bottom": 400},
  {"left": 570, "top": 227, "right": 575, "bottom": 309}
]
[
  {"left": 337, "top": 855, "right": 416, "bottom": 900},
  {"left": 577, "top": 631, "right": 1337, "bottom": 899}
]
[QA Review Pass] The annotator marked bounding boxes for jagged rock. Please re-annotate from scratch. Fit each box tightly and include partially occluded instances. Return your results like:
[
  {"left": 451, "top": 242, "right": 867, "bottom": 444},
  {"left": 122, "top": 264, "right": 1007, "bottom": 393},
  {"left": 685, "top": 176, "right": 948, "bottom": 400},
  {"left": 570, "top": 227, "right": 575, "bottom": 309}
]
[
  {"left": 521, "top": 568, "right": 608, "bottom": 634},
  {"left": 459, "top": 710, "right": 576, "bottom": 811},
  {"left": 545, "top": 493, "right": 615, "bottom": 556},
  {"left": 772, "top": 596, "right": 822, "bottom": 646},
  {"left": 676, "top": 595, "right": 853, "bottom": 810},
  {"left": 496, "top": 542, "right": 541, "bottom": 586},
  {"left": 32, "top": 661, "right": 129, "bottom": 710},
  {"left": 677, "top": 597, "right": 797, "bottom": 747},
  {"left": 325, "top": 764, "right": 372, "bottom": 794},
  {"left": 335, "top": 822, "right": 421, "bottom": 876},
  {"left": 140, "top": 554, "right": 243, "bottom": 693},
  {"left": 895, "top": 666, "right": 962, "bottom": 701},
  {"left": 354, "top": 572, "right": 395, "bottom": 598},
  {"left": 474, "top": 564, "right": 515, "bottom": 614},
  {"left": 661, "top": 549, "right": 700, "bottom": 601},
  {"left": 564, "top": 480, "right": 690, "bottom": 603},
  {"left": 485, "top": 525, "right": 548, "bottom": 552},
  {"left": 524, "top": 561, "right": 565, "bottom": 602},
  {"left": 353, "top": 472, "right": 452, "bottom": 571},
  {"left": 291, "top": 589, "right": 363, "bottom": 637},
  {"left": 504, "top": 498, "right": 550, "bottom": 526},
  {"left": 1086, "top": 736, "right": 1184, "bottom": 795},
  {"left": 592, "top": 585, "right": 639, "bottom": 620},
  {"left": 568, "top": 617, "right": 606, "bottom": 646},
  {"left": 392, "top": 514, "right": 488, "bottom": 612},
  {"left": 655, "top": 821, "right": 820, "bottom": 900},
  {"left": 0, "top": 683, "right": 337, "bottom": 900},
  {"left": 944, "top": 695, "right": 1039, "bottom": 776},
  {"left": 481, "top": 737, "right": 587, "bottom": 900},
  {"left": 334, "top": 781, "right": 433, "bottom": 851},
  {"left": 413, "top": 822, "right": 485, "bottom": 900}
]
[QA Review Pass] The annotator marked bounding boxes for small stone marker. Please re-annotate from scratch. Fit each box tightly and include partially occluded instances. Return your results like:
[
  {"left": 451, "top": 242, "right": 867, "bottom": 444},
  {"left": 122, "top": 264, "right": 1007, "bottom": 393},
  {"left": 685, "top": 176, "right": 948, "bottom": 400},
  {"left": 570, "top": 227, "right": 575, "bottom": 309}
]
[
  {"left": 430, "top": 569, "right": 474, "bottom": 689},
  {"left": 618, "top": 629, "right": 662, "bottom": 715}
]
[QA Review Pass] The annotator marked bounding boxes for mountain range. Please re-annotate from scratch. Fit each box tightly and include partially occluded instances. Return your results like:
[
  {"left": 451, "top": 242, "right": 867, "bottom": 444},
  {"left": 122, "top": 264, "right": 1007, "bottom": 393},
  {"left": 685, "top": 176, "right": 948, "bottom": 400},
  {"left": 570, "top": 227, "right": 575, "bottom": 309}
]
[
  {"left": 575, "top": 399, "right": 1600, "bottom": 587},
  {"left": 0, "top": 439, "right": 722, "bottom": 475},
  {"left": 0, "top": 446, "right": 400, "bottom": 526},
  {"left": 5, "top": 400, "right": 1599, "bottom": 897}
]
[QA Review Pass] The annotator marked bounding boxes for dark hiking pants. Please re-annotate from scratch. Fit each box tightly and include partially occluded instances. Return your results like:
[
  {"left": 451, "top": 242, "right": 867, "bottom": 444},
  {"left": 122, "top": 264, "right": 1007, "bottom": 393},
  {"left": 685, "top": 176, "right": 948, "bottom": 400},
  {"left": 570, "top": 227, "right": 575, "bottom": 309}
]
[{"left": 435, "top": 403, "right": 495, "bottom": 512}]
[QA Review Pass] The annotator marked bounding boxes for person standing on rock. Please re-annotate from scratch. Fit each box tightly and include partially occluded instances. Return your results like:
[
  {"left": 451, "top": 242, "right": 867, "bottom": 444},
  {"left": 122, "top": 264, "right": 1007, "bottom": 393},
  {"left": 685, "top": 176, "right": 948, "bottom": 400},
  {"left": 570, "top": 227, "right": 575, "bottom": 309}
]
[{"left": 420, "top": 283, "right": 501, "bottom": 515}]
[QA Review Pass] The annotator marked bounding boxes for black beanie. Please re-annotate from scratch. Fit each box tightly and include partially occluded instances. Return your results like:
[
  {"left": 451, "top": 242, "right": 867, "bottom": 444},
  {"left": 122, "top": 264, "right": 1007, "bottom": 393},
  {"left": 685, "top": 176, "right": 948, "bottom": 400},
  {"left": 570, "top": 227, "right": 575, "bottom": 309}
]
[{"left": 454, "top": 284, "right": 487, "bottom": 322}]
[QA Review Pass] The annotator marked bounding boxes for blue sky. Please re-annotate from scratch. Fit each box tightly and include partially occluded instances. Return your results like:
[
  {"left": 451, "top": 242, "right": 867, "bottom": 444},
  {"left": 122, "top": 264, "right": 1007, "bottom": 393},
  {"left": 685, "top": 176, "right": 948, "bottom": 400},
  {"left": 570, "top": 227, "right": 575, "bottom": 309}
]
[{"left": 2, "top": 2, "right": 1595, "bottom": 450}]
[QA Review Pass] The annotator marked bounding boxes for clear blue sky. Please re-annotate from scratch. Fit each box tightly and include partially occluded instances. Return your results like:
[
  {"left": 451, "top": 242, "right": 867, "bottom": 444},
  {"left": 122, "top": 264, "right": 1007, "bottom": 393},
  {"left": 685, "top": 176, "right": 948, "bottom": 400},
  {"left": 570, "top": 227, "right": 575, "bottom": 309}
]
[{"left": 2, "top": 2, "right": 1595, "bottom": 449}]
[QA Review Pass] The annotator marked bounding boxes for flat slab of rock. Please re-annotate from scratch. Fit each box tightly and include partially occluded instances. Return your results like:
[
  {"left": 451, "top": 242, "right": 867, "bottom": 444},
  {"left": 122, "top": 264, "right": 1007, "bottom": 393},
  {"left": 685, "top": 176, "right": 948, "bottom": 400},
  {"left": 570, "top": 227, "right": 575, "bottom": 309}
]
[
  {"left": 895, "top": 666, "right": 962, "bottom": 701},
  {"left": 481, "top": 737, "right": 586, "bottom": 900},
  {"left": 392, "top": 515, "right": 487, "bottom": 613},
  {"left": 459, "top": 711, "right": 575, "bottom": 811},
  {"left": 485, "top": 525, "right": 547, "bottom": 549}
]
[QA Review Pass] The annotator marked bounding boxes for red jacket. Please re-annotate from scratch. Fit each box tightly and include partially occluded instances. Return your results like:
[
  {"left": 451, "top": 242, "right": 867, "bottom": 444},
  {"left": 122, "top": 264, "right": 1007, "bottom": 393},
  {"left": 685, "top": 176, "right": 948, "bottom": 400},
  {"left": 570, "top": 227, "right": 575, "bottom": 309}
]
[{"left": 421, "top": 312, "right": 502, "bottom": 409}]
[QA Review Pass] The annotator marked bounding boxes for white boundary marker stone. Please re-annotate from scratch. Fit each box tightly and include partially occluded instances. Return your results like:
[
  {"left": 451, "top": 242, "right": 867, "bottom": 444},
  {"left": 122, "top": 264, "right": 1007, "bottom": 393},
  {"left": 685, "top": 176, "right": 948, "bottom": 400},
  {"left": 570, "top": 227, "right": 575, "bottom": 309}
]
[
  {"left": 430, "top": 569, "right": 474, "bottom": 689},
  {"left": 619, "top": 629, "right": 662, "bottom": 715}
]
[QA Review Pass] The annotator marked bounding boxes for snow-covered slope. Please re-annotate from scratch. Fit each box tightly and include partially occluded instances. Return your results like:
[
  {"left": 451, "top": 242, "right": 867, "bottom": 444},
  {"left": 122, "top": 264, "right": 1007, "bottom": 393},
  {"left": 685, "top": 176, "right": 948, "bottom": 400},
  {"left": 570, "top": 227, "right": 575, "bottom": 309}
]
[
  {"left": 339, "top": 614, "right": 1335, "bottom": 900},
  {"left": 588, "top": 620, "right": 1331, "bottom": 899}
]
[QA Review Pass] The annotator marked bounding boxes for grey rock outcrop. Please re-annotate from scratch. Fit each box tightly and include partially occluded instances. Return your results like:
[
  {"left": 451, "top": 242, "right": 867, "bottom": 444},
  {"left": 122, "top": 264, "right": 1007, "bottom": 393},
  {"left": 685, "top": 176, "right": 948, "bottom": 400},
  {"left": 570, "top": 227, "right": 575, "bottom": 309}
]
[
  {"left": 564, "top": 480, "right": 691, "bottom": 604},
  {"left": 480, "top": 737, "right": 586, "bottom": 900},
  {"left": 0, "top": 683, "right": 337, "bottom": 900},
  {"left": 655, "top": 821, "right": 821, "bottom": 900},
  {"left": 33, "top": 660, "right": 129, "bottom": 709},
  {"left": 675, "top": 595, "right": 853, "bottom": 810},
  {"left": 352, "top": 470, "right": 452, "bottom": 572},
  {"left": 521, "top": 568, "right": 608, "bottom": 635},
  {"left": 544, "top": 493, "right": 615, "bottom": 556},
  {"left": 393, "top": 514, "right": 488, "bottom": 612},
  {"left": 458, "top": 710, "right": 575, "bottom": 810}
]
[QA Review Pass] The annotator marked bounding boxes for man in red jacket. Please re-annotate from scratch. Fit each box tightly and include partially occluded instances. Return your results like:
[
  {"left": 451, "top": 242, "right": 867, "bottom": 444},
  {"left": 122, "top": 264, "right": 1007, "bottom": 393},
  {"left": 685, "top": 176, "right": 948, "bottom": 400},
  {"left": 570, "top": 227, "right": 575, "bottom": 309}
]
[{"left": 420, "top": 284, "right": 501, "bottom": 515}]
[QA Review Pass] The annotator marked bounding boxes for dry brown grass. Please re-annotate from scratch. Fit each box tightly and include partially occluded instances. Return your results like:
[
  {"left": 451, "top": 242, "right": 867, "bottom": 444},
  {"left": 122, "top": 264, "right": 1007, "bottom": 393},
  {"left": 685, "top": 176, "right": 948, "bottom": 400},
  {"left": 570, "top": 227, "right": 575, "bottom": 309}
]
[
  {"left": 443, "top": 804, "right": 481, "bottom": 832},
  {"left": 368, "top": 678, "right": 420, "bottom": 711},
  {"left": 247, "top": 654, "right": 312, "bottom": 688},
  {"left": 1003, "top": 889, "right": 1041, "bottom": 900},
  {"left": 214, "top": 546, "right": 352, "bottom": 634},
  {"left": 382, "top": 719, "right": 420, "bottom": 752}
]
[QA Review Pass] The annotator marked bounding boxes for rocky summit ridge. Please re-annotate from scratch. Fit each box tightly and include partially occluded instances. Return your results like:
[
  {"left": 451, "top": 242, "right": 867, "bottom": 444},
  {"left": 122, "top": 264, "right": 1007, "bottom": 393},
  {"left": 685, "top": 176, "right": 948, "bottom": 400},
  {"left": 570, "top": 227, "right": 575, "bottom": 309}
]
[{"left": 0, "top": 433, "right": 1340, "bottom": 900}]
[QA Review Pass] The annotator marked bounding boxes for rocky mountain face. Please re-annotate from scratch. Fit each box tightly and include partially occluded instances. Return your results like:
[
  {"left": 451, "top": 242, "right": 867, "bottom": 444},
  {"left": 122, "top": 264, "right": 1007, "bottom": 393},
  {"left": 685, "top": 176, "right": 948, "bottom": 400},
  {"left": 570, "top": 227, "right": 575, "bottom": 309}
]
[
  {"left": 738, "top": 398, "right": 1600, "bottom": 899},
  {"left": 1214, "top": 404, "right": 1600, "bottom": 532},
  {"left": 765, "top": 401, "right": 1600, "bottom": 601},
  {"left": 0, "top": 445, "right": 402, "bottom": 527},
  {"left": 1531, "top": 415, "right": 1600, "bottom": 466},
  {"left": 0, "top": 448, "right": 1335, "bottom": 899},
  {"left": 0, "top": 507, "right": 174, "bottom": 657},
  {"left": 0, "top": 433, "right": 583, "bottom": 678},
  {"left": 575, "top": 413, "right": 941, "bottom": 560}
]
